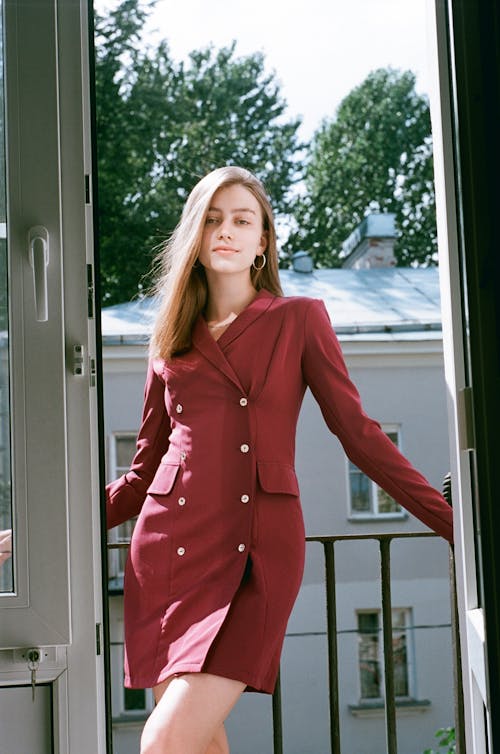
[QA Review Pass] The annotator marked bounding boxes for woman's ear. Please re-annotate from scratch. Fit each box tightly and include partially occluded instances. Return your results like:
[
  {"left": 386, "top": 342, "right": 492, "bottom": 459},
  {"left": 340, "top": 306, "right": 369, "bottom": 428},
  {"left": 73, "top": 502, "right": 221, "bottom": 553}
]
[{"left": 259, "top": 230, "right": 269, "bottom": 253}]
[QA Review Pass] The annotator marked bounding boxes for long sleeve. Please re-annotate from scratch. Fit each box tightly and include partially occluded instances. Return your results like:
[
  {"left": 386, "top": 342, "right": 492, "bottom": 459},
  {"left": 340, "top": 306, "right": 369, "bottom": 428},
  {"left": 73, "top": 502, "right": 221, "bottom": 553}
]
[
  {"left": 106, "top": 359, "right": 171, "bottom": 530},
  {"left": 301, "top": 299, "right": 453, "bottom": 543}
]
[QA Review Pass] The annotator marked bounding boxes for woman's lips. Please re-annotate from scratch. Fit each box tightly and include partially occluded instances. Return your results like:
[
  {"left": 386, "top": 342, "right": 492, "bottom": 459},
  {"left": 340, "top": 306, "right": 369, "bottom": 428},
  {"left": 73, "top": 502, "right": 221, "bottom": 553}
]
[{"left": 213, "top": 246, "right": 238, "bottom": 254}]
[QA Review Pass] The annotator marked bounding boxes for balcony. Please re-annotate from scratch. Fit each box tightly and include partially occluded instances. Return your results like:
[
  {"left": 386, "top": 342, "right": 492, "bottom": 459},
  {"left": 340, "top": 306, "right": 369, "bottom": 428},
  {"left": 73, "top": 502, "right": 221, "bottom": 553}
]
[{"left": 108, "top": 531, "right": 463, "bottom": 754}]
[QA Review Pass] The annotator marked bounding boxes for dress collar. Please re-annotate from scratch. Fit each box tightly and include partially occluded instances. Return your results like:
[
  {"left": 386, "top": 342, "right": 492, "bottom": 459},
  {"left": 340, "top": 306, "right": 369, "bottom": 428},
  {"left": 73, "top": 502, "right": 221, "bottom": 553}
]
[{"left": 191, "top": 289, "right": 275, "bottom": 389}]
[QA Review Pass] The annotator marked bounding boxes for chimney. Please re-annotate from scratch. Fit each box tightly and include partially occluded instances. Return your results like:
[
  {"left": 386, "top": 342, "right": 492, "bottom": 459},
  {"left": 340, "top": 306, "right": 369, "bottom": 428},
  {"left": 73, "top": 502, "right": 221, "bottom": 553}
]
[
  {"left": 341, "top": 213, "right": 397, "bottom": 269},
  {"left": 292, "top": 251, "right": 314, "bottom": 273}
]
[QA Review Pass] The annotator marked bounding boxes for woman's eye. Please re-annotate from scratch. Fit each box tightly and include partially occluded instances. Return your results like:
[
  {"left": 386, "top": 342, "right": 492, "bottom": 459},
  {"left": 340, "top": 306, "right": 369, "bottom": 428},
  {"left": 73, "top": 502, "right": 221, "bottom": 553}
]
[
  {"left": 236, "top": 218, "right": 250, "bottom": 225},
  {"left": 206, "top": 216, "right": 219, "bottom": 225}
]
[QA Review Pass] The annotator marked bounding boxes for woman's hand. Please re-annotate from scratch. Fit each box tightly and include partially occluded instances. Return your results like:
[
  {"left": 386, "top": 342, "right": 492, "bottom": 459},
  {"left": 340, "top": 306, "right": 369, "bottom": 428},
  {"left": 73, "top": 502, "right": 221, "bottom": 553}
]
[{"left": 0, "top": 529, "right": 12, "bottom": 567}]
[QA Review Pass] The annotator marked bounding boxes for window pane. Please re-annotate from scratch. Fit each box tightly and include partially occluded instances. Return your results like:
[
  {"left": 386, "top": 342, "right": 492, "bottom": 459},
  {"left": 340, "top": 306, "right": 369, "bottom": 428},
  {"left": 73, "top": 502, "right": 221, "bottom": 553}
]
[
  {"left": 124, "top": 687, "right": 146, "bottom": 712},
  {"left": 358, "top": 612, "right": 381, "bottom": 699},
  {"left": 349, "top": 463, "right": 371, "bottom": 513},
  {"left": 377, "top": 487, "right": 401, "bottom": 513},
  {"left": 0, "top": 5, "right": 13, "bottom": 593},
  {"left": 116, "top": 435, "right": 136, "bottom": 470},
  {"left": 376, "top": 430, "right": 402, "bottom": 514},
  {"left": 393, "top": 609, "right": 409, "bottom": 697},
  {"left": 393, "top": 631, "right": 409, "bottom": 696},
  {"left": 117, "top": 518, "right": 136, "bottom": 575},
  {"left": 357, "top": 609, "right": 411, "bottom": 700}
]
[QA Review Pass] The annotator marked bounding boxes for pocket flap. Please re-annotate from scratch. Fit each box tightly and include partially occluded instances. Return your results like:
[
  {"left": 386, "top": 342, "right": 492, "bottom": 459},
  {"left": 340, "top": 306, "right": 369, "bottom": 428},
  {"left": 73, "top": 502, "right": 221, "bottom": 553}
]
[
  {"left": 147, "top": 462, "right": 181, "bottom": 495},
  {"left": 257, "top": 462, "right": 299, "bottom": 496}
]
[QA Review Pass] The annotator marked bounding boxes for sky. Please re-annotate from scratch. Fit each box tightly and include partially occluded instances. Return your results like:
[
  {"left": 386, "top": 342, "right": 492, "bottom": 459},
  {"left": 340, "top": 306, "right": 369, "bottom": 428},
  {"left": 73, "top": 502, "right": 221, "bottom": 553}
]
[{"left": 94, "top": 0, "right": 431, "bottom": 141}]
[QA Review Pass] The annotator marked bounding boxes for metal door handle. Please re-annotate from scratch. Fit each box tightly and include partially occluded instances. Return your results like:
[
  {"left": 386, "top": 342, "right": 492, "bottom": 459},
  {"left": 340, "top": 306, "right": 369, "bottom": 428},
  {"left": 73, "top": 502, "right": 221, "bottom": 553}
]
[{"left": 28, "top": 225, "right": 49, "bottom": 322}]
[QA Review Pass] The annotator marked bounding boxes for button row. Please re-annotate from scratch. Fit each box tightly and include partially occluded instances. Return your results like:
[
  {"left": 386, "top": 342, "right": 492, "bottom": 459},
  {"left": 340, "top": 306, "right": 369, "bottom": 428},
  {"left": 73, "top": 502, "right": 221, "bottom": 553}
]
[
  {"left": 176, "top": 544, "right": 247, "bottom": 556},
  {"left": 178, "top": 494, "right": 247, "bottom": 506},
  {"left": 182, "top": 445, "right": 248, "bottom": 459},
  {"left": 176, "top": 399, "right": 246, "bottom": 412}
]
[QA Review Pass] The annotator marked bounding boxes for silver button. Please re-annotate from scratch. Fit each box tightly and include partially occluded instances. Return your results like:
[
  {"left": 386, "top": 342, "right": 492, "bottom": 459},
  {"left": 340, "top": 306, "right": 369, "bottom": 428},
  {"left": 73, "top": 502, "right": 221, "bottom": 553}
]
[
  {"left": 177, "top": 546, "right": 185, "bottom": 556},
  {"left": 176, "top": 403, "right": 183, "bottom": 414},
  {"left": 178, "top": 497, "right": 186, "bottom": 506},
  {"left": 239, "top": 397, "right": 248, "bottom": 407},
  {"left": 240, "top": 494, "right": 249, "bottom": 503},
  {"left": 180, "top": 451, "right": 187, "bottom": 461},
  {"left": 237, "top": 544, "right": 246, "bottom": 553},
  {"left": 240, "top": 443, "right": 249, "bottom": 453}
]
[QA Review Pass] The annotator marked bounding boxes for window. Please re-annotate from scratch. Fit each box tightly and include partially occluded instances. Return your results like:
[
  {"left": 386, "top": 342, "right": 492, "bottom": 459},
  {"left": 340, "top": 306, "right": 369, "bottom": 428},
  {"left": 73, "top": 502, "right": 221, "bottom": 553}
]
[
  {"left": 123, "top": 686, "right": 148, "bottom": 713},
  {"left": 108, "top": 432, "right": 138, "bottom": 580},
  {"left": 111, "top": 641, "right": 154, "bottom": 718},
  {"left": 357, "top": 608, "right": 413, "bottom": 701},
  {"left": 348, "top": 426, "right": 404, "bottom": 518}
]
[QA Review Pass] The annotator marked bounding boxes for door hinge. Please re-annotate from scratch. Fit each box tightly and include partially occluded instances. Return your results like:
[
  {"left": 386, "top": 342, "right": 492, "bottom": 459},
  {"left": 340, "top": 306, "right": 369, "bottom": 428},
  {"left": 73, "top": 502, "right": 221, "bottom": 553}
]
[{"left": 96, "top": 623, "right": 102, "bottom": 656}]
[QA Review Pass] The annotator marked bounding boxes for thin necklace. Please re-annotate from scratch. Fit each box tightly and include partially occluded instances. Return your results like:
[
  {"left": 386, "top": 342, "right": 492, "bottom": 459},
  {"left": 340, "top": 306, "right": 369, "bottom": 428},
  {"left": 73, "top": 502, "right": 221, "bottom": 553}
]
[{"left": 207, "top": 313, "right": 238, "bottom": 330}]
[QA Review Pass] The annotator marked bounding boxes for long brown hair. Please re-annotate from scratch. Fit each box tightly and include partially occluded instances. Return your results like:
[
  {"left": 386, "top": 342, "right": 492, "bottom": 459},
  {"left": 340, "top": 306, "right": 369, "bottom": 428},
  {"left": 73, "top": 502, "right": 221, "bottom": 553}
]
[{"left": 149, "top": 166, "right": 283, "bottom": 361}]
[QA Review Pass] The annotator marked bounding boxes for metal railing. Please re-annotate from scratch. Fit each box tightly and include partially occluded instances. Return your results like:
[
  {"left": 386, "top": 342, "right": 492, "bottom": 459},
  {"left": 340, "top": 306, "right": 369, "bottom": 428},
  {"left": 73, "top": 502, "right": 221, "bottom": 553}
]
[
  {"left": 108, "top": 531, "right": 464, "bottom": 754},
  {"left": 269, "top": 532, "right": 463, "bottom": 754}
]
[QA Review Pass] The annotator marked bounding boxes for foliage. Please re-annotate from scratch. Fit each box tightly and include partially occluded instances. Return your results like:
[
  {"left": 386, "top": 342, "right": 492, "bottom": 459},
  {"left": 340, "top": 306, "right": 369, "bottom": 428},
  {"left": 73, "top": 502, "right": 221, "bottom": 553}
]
[
  {"left": 285, "top": 68, "right": 437, "bottom": 268},
  {"left": 94, "top": 0, "right": 302, "bottom": 304},
  {"left": 424, "top": 726, "right": 456, "bottom": 754}
]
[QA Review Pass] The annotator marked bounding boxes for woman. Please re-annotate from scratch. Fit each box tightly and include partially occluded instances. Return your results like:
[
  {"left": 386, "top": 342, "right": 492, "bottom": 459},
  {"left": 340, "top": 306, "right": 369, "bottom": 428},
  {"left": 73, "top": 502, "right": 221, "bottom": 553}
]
[{"left": 106, "top": 166, "right": 453, "bottom": 754}]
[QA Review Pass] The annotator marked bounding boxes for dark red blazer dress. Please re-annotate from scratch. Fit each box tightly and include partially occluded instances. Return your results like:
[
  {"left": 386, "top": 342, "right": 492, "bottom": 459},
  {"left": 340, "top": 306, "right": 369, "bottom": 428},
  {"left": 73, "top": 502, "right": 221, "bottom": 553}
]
[{"left": 106, "top": 290, "right": 453, "bottom": 693}]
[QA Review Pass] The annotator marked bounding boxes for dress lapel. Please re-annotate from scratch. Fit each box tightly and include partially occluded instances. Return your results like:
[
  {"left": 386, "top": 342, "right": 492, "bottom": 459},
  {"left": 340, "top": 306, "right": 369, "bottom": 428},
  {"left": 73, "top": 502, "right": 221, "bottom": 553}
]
[
  {"left": 216, "top": 289, "right": 275, "bottom": 349},
  {"left": 191, "top": 289, "right": 275, "bottom": 390}
]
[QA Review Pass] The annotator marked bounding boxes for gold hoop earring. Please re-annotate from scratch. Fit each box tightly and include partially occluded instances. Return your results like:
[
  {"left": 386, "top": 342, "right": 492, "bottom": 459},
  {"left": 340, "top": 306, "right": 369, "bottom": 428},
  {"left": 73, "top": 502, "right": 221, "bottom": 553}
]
[{"left": 252, "top": 254, "right": 266, "bottom": 271}]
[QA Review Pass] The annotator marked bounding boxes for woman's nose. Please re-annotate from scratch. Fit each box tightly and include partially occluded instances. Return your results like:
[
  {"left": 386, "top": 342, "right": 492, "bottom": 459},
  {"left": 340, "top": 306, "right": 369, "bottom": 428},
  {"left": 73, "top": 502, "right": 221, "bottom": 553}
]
[{"left": 218, "top": 224, "right": 232, "bottom": 240}]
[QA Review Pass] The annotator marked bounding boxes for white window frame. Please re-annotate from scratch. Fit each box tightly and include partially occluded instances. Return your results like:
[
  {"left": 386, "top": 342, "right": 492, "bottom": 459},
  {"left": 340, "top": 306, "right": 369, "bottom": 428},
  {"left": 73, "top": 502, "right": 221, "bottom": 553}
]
[
  {"left": 347, "top": 424, "right": 406, "bottom": 520},
  {"left": 107, "top": 431, "right": 138, "bottom": 580},
  {"left": 356, "top": 607, "right": 415, "bottom": 703}
]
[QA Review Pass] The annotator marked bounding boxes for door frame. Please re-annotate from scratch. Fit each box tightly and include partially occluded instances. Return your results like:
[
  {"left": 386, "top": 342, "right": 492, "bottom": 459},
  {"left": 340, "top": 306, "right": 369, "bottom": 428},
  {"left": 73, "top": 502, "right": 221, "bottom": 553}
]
[
  {"left": 0, "top": 1, "right": 109, "bottom": 751},
  {"left": 429, "top": 0, "right": 500, "bottom": 750}
]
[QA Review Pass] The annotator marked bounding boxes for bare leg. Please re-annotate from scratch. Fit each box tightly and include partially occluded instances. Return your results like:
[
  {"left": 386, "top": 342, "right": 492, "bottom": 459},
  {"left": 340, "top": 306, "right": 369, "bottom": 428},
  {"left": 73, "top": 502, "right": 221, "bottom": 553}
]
[
  {"left": 206, "top": 724, "right": 230, "bottom": 754},
  {"left": 140, "top": 672, "right": 244, "bottom": 754}
]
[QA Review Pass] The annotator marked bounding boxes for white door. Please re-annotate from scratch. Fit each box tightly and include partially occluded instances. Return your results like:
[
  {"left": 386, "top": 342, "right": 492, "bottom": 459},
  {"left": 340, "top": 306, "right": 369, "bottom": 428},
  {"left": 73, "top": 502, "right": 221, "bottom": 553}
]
[
  {"left": 0, "top": 1, "right": 107, "bottom": 751},
  {"left": 428, "top": 2, "right": 489, "bottom": 750}
]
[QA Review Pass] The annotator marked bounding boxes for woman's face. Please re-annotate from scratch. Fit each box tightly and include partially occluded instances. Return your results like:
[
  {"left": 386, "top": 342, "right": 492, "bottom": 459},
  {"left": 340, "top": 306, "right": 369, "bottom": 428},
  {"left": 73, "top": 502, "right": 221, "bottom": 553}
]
[{"left": 198, "top": 183, "right": 267, "bottom": 279}]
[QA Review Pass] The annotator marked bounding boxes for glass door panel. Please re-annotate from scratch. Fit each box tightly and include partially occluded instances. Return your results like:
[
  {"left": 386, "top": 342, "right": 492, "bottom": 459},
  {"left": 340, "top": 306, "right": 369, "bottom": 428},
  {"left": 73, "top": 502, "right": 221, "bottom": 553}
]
[{"left": 0, "top": 0, "right": 12, "bottom": 594}]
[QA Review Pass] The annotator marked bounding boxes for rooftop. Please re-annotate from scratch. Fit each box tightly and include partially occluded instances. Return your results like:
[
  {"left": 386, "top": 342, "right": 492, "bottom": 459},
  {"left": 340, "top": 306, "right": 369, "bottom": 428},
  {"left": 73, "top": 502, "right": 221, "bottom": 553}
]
[{"left": 101, "top": 267, "right": 442, "bottom": 346}]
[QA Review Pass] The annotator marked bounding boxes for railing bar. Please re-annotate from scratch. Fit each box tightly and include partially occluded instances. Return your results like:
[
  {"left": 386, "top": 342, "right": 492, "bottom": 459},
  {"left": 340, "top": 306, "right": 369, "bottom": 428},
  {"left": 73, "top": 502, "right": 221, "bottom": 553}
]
[
  {"left": 324, "top": 541, "right": 341, "bottom": 754},
  {"left": 380, "top": 538, "right": 398, "bottom": 754},
  {"left": 108, "top": 531, "right": 438, "bottom": 550},
  {"left": 306, "top": 532, "right": 437, "bottom": 543},
  {"left": 272, "top": 667, "right": 284, "bottom": 754}
]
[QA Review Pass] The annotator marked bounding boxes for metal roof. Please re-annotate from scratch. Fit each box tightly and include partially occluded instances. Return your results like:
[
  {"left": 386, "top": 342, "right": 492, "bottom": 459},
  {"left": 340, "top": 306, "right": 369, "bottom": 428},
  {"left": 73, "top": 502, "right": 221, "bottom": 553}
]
[{"left": 101, "top": 267, "right": 442, "bottom": 345}]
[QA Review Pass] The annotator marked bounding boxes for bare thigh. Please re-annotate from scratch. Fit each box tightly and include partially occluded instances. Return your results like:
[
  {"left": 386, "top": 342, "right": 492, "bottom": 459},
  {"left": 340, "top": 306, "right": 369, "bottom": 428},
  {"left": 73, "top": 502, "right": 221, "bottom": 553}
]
[{"left": 140, "top": 672, "right": 245, "bottom": 754}]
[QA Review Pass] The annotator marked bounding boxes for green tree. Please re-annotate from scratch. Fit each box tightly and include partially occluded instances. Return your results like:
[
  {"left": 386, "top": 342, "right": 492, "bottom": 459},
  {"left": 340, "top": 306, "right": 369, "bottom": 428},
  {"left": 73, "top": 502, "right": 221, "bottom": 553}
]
[
  {"left": 94, "top": 0, "right": 302, "bottom": 304},
  {"left": 424, "top": 726, "right": 456, "bottom": 754},
  {"left": 285, "top": 68, "right": 437, "bottom": 268}
]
